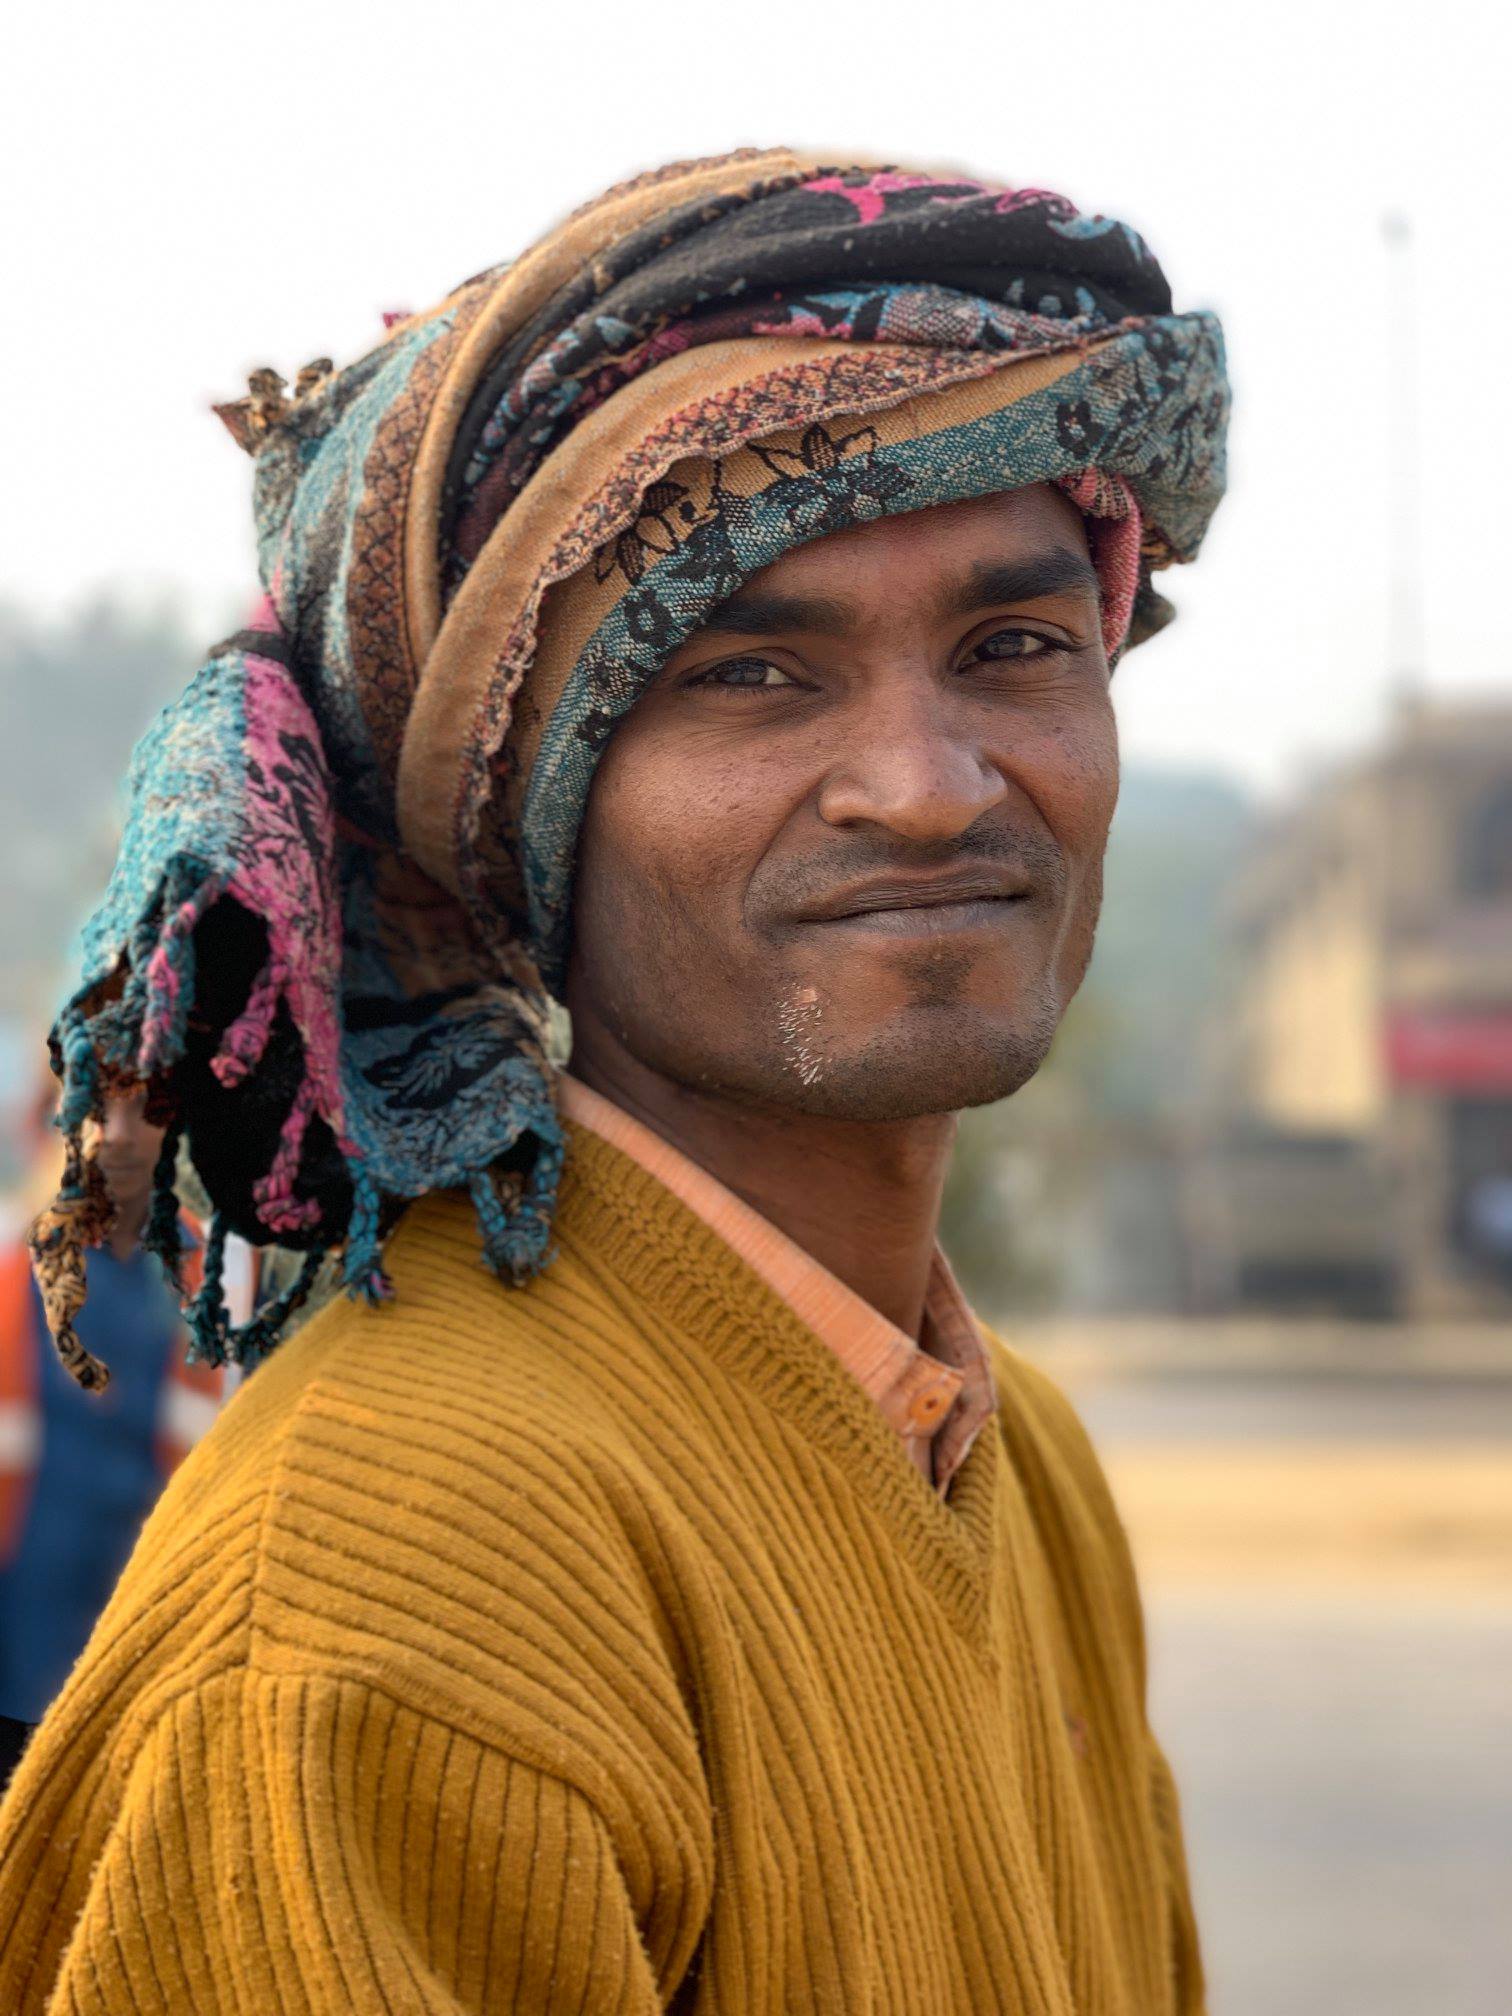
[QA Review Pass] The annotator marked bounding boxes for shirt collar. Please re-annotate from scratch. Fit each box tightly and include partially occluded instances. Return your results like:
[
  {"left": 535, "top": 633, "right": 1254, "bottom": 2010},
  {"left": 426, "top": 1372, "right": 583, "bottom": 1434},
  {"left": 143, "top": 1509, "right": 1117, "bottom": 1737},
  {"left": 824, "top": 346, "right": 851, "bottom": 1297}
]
[{"left": 557, "top": 1073, "right": 998, "bottom": 1495}]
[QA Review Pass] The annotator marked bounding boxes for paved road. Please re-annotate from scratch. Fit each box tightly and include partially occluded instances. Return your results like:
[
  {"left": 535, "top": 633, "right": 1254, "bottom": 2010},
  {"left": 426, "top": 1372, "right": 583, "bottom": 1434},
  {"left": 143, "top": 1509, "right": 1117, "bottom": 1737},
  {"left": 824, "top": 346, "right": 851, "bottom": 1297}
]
[
  {"left": 1060, "top": 1369, "right": 1512, "bottom": 2015},
  {"left": 1071, "top": 1368, "right": 1512, "bottom": 1445},
  {"left": 1147, "top": 1590, "right": 1512, "bottom": 2016}
]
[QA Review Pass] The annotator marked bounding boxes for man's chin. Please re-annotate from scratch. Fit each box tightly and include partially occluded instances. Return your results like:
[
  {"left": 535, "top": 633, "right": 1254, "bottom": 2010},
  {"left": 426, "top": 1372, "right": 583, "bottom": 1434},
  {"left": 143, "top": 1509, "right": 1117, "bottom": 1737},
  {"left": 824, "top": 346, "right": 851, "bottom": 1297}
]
[
  {"left": 96, "top": 1164, "right": 156, "bottom": 1212},
  {"left": 761, "top": 1005, "right": 1061, "bottom": 1123}
]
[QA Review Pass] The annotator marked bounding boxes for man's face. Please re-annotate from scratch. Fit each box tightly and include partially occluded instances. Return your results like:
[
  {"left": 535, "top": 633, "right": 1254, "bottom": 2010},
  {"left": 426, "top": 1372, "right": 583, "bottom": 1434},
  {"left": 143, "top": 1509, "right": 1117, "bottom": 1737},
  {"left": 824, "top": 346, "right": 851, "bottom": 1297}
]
[
  {"left": 565, "top": 484, "right": 1119, "bottom": 1121},
  {"left": 91, "top": 1086, "right": 165, "bottom": 1237}
]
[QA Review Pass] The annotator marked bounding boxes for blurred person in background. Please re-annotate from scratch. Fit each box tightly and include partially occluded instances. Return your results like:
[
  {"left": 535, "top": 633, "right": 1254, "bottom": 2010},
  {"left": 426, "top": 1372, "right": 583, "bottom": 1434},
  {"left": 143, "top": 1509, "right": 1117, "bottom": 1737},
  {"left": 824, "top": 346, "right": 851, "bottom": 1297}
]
[
  {"left": 0, "top": 1082, "right": 233, "bottom": 1780},
  {"left": 0, "top": 151, "right": 1227, "bottom": 2012}
]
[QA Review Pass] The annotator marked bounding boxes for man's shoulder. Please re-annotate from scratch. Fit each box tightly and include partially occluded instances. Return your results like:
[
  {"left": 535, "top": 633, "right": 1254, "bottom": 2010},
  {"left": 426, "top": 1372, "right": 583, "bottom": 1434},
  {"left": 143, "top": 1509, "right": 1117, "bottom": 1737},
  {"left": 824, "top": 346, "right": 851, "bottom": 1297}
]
[
  {"left": 979, "top": 1329, "right": 1103, "bottom": 1460},
  {"left": 979, "top": 1325, "right": 1149, "bottom": 1650},
  {"left": 122, "top": 1184, "right": 657, "bottom": 1640},
  {"left": 975, "top": 1330, "right": 1096, "bottom": 1443},
  {"left": 978, "top": 1328, "right": 1133, "bottom": 1544},
  {"left": 225, "top": 1187, "right": 650, "bottom": 1511},
  {"left": 10, "top": 1195, "right": 709, "bottom": 1865},
  {"left": 92, "top": 1190, "right": 679, "bottom": 1754}
]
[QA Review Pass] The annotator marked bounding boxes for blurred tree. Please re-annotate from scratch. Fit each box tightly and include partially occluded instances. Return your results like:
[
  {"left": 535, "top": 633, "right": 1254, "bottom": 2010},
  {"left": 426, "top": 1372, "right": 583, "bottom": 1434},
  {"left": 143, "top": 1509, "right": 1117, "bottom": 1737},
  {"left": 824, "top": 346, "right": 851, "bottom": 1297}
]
[
  {"left": 941, "top": 769, "right": 1255, "bottom": 1317},
  {"left": 0, "top": 596, "right": 202, "bottom": 1024},
  {"left": 0, "top": 598, "right": 214, "bottom": 1180}
]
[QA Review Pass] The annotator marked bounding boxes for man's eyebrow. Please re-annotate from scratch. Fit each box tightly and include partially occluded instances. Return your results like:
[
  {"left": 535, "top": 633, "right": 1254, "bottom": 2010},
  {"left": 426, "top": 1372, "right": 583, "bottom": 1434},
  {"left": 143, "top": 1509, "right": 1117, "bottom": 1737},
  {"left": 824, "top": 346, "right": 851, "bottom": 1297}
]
[
  {"left": 693, "top": 551, "right": 1102, "bottom": 643},
  {"left": 695, "top": 589, "right": 856, "bottom": 638},
  {"left": 940, "top": 550, "right": 1103, "bottom": 618}
]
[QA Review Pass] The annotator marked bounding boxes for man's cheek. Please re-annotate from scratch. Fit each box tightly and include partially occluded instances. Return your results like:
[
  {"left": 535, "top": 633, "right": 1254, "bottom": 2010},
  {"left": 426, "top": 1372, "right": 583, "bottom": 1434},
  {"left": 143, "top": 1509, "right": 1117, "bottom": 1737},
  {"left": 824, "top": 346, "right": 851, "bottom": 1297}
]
[{"left": 1027, "top": 728, "right": 1118, "bottom": 855}]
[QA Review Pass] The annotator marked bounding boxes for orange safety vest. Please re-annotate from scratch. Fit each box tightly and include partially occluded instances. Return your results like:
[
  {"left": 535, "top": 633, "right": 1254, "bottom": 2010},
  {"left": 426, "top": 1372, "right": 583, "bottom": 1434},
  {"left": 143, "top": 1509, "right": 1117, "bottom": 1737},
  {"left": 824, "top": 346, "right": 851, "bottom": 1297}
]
[{"left": 0, "top": 1226, "right": 243, "bottom": 1565}]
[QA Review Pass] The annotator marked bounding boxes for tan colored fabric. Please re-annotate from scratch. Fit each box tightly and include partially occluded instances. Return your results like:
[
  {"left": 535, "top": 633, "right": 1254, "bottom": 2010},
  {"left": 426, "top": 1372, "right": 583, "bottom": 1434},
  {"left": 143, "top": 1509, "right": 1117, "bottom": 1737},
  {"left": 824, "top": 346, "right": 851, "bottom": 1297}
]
[
  {"left": 404, "top": 148, "right": 835, "bottom": 665},
  {"left": 557, "top": 1073, "right": 997, "bottom": 1494}
]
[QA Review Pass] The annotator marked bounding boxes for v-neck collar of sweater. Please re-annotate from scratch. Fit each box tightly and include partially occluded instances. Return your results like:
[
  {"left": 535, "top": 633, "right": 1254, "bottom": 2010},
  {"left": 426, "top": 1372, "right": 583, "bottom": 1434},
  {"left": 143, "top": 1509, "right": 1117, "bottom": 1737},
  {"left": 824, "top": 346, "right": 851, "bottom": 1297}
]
[
  {"left": 556, "top": 1072, "right": 998, "bottom": 1496},
  {"left": 556, "top": 1121, "right": 1006, "bottom": 1650}
]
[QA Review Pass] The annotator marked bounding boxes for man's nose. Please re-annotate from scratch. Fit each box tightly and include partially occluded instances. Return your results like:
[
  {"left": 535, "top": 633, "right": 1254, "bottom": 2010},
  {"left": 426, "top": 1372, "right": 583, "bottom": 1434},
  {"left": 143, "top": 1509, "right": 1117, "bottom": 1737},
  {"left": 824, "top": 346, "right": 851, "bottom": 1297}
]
[
  {"left": 815, "top": 690, "right": 1009, "bottom": 842},
  {"left": 100, "top": 1087, "right": 150, "bottom": 1152}
]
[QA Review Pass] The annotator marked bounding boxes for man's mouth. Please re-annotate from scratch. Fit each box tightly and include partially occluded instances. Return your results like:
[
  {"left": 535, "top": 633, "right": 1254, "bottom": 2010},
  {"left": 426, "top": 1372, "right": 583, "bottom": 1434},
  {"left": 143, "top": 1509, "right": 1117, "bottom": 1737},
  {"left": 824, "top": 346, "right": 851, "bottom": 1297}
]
[
  {"left": 795, "top": 870, "right": 1034, "bottom": 935},
  {"left": 811, "top": 895, "right": 1031, "bottom": 937}
]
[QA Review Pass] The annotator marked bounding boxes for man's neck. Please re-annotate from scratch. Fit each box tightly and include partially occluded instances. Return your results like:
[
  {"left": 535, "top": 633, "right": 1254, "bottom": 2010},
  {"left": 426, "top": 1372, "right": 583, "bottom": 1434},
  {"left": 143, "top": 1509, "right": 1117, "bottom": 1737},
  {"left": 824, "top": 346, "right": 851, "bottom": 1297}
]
[
  {"left": 566, "top": 1043, "right": 955, "bottom": 1341},
  {"left": 106, "top": 1203, "right": 148, "bottom": 1265}
]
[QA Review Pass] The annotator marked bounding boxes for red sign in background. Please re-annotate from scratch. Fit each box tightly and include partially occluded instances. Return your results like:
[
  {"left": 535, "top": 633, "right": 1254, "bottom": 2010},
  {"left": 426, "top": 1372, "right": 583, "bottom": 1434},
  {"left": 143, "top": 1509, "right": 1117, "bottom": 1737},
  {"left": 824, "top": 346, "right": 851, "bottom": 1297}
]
[{"left": 1385, "top": 1009, "right": 1512, "bottom": 1091}]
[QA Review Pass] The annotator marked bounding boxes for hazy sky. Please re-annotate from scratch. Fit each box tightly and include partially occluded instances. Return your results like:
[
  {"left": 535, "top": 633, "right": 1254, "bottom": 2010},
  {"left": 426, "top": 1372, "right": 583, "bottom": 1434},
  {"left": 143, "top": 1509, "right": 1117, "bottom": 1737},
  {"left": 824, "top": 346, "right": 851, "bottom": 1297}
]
[{"left": 6, "top": 0, "right": 1508, "bottom": 798}]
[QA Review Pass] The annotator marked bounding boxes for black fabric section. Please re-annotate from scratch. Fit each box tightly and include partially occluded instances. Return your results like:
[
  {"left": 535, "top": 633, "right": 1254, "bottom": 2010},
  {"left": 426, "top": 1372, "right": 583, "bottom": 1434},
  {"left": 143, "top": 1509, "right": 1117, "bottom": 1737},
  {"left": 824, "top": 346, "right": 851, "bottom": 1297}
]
[
  {"left": 210, "top": 628, "right": 297, "bottom": 671},
  {"left": 176, "top": 897, "right": 353, "bottom": 1249},
  {"left": 0, "top": 1716, "right": 32, "bottom": 1796},
  {"left": 439, "top": 174, "right": 812, "bottom": 545}
]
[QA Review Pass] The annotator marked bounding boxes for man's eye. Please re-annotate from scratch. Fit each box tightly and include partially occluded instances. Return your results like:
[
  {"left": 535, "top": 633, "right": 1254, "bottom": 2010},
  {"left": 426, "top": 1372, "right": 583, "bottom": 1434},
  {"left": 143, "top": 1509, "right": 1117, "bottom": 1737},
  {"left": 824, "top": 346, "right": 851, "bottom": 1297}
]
[
  {"left": 966, "top": 629, "right": 1051, "bottom": 665},
  {"left": 695, "top": 656, "right": 798, "bottom": 689}
]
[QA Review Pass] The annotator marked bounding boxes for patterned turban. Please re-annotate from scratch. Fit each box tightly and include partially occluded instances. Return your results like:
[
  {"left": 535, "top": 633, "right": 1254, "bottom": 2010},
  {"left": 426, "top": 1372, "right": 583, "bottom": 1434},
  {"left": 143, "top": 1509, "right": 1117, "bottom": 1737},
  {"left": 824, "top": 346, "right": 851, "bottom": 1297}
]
[{"left": 30, "top": 147, "right": 1229, "bottom": 1385}]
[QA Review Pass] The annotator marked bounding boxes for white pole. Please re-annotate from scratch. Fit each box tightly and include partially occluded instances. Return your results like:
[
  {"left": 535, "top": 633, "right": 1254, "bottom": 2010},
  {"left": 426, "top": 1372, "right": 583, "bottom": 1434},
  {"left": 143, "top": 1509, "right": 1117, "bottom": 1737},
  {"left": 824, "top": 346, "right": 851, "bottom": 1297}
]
[{"left": 1382, "top": 211, "right": 1424, "bottom": 714}]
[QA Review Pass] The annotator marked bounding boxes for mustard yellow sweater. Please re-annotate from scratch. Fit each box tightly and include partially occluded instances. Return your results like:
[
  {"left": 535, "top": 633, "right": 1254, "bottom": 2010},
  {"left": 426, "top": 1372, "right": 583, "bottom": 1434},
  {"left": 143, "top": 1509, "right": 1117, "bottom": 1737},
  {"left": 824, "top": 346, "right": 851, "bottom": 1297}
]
[{"left": 0, "top": 1126, "right": 1203, "bottom": 2013}]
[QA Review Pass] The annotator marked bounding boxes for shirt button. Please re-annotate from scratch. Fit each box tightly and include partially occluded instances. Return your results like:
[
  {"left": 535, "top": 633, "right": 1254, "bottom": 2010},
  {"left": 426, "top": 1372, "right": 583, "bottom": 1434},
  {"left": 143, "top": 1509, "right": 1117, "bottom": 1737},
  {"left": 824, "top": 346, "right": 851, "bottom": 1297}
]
[{"left": 907, "top": 1382, "right": 951, "bottom": 1431}]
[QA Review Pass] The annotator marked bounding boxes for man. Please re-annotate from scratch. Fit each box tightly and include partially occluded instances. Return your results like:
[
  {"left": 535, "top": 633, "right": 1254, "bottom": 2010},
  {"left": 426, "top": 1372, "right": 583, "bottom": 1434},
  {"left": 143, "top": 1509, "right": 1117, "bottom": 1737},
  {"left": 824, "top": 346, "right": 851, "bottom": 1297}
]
[
  {"left": 0, "top": 1086, "right": 230, "bottom": 1776},
  {"left": 0, "top": 150, "right": 1227, "bottom": 2011}
]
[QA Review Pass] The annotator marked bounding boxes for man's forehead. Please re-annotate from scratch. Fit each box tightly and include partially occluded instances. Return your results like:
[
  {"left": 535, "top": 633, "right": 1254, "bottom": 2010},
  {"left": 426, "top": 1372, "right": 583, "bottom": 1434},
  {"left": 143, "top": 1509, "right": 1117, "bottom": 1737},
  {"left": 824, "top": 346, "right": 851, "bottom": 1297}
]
[{"left": 698, "top": 489, "right": 1100, "bottom": 639}]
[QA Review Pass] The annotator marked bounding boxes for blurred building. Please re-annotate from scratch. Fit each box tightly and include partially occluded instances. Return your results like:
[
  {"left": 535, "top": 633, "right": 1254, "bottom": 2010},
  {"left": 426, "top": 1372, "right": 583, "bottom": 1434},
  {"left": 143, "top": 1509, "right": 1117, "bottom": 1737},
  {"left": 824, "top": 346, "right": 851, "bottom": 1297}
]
[{"left": 1191, "top": 697, "right": 1512, "bottom": 1319}]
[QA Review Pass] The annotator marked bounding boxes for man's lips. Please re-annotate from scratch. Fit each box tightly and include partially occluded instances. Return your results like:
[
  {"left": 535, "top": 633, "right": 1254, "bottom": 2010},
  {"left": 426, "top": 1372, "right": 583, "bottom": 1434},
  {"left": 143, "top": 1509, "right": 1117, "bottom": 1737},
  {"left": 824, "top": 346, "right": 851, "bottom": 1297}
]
[{"left": 792, "top": 870, "right": 1034, "bottom": 935}]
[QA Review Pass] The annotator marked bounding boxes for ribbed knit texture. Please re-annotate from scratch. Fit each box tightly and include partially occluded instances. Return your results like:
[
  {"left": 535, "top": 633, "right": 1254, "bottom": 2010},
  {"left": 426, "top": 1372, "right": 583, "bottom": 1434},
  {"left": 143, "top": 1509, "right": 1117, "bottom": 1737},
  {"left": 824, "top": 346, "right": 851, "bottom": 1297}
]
[{"left": 0, "top": 1125, "right": 1204, "bottom": 2013}]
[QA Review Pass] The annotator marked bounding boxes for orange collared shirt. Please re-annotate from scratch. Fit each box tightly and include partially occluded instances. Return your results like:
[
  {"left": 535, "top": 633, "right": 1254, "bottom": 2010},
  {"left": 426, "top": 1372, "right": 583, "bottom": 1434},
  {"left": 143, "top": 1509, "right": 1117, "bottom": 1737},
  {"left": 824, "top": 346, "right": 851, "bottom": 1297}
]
[{"left": 558, "top": 1075, "right": 998, "bottom": 1497}]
